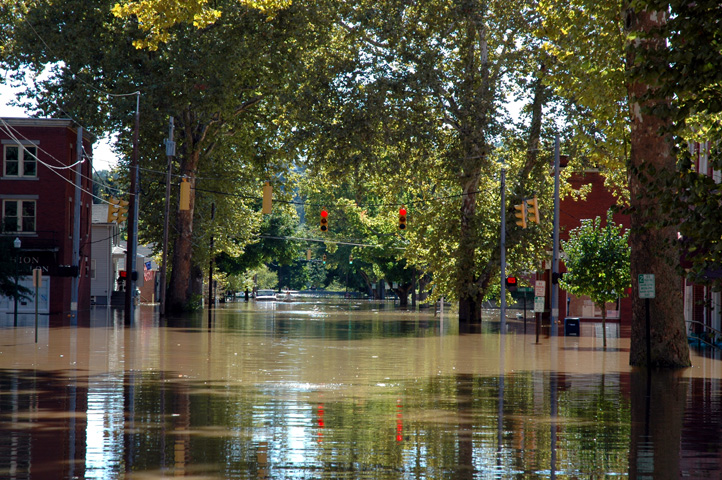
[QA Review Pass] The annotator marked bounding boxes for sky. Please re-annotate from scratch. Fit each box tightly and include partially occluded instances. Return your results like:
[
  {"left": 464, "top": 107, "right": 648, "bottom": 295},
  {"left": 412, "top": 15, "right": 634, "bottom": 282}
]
[{"left": 0, "top": 81, "right": 119, "bottom": 171}]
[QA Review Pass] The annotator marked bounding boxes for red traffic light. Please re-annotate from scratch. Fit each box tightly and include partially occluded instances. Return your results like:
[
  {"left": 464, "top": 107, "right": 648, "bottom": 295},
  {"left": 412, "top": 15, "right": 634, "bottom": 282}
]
[
  {"left": 320, "top": 209, "right": 328, "bottom": 218},
  {"left": 399, "top": 207, "right": 407, "bottom": 230},
  {"left": 399, "top": 207, "right": 407, "bottom": 216}
]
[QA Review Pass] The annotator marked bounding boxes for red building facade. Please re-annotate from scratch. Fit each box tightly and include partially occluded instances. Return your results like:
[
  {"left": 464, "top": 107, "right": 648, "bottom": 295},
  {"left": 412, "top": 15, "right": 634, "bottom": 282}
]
[
  {"left": 1, "top": 117, "right": 94, "bottom": 317},
  {"left": 544, "top": 167, "right": 632, "bottom": 325}
]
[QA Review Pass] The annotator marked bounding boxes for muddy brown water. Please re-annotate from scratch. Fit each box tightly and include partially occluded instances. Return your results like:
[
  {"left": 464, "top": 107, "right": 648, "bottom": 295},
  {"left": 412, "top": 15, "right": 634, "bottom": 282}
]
[{"left": 1, "top": 299, "right": 720, "bottom": 479}]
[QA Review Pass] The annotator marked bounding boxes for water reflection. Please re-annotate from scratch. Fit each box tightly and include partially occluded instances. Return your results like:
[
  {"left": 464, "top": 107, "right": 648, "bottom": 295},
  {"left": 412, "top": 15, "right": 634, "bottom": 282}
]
[{"left": 0, "top": 302, "right": 720, "bottom": 478}]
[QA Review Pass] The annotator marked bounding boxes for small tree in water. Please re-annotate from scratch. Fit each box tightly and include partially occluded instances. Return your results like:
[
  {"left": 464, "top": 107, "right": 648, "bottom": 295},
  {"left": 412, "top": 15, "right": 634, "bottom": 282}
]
[{"left": 561, "top": 211, "right": 631, "bottom": 348}]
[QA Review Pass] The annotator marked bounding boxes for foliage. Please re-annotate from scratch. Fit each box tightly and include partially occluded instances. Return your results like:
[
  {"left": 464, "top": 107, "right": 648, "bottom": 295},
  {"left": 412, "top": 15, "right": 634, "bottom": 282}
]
[
  {"left": 625, "top": 0, "right": 722, "bottom": 290},
  {"left": 538, "top": 0, "right": 630, "bottom": 183},
  {"left": 253, "top": 264, "right": 277, "bottom": 290},
  {"left": 285, "top": 0, "right": 559, "bottom": 319},
  {"left": 110, "top": 0, "right": 290, "bottom": 50},
  {"left": 0, "top": 0, "right": 313, "bottom": 310}
]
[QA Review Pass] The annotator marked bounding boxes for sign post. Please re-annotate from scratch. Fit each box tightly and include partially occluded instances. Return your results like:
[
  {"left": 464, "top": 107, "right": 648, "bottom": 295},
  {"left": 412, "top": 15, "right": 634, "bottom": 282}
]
[
  {"left": 533, "top": 281, "right": 546, "bottom": 343},
  {"left": 639, "top": 274, "right": 655, "bottom": 367}
]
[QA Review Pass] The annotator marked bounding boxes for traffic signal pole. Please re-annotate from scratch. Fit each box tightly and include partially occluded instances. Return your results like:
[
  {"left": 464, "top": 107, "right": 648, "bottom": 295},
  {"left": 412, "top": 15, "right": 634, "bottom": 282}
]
[
  {"left": 551, "top": 136, "right": 561, "bottom": 336},
  {"left": 70, "top": 127, "right": 82, "bottom": 323},
  {"left": 124, "top": 92, "right": 140, "bottom": 325},
  {"left": 160, "top": 117, "right": 175, "bottom": 317},
  {"left": 500, "top": 167, "right": 507, "bottom": 333}
]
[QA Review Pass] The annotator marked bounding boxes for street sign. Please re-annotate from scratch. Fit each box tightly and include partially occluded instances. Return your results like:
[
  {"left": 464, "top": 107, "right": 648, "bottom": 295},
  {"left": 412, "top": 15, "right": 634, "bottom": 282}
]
[
  {"left": 639, "top": 274, "right": 655, "bottom": 299},
  {"left": 534, "top": 296, "right": 545, "bottom": 313},
  {"left": 535, "top": 280, "right": 546, "bottom": 297}
]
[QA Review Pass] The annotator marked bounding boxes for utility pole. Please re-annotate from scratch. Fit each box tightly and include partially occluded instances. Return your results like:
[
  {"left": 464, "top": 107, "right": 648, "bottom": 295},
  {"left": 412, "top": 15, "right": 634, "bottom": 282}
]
[
  {"left": 551, "top": 136, "right": 561, "bottom": 336},
  {"left": 71, "top": 127, "right": 82, "bottom": 323},
  {"left": 125, "top": 92, "right": 140, "bottom": 324},
  {"left": 208, "top": 202, "right": 215, "bottom": 324},
  {"left": 160, "top": 117, "right": 175, "bottom": 316}
]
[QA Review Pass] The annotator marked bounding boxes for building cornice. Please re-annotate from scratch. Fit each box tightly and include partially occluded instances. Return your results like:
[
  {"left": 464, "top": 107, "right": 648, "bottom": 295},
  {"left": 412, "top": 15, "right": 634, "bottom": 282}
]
[{"left": 1, "top": 117, "right": 97, "bottom": 143}]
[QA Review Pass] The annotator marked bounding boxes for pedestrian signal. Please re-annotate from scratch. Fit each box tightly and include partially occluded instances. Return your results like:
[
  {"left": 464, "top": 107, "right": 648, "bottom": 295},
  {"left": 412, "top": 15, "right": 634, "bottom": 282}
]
[
  {"left": 505, "top": 276, "right": 518, "bottom": 292},
  {"left": 514, "top": 203, "right": 527, "bottom": 228},
  {"left": 320, "top": 209, "right": 328, "bottom": 232},
  {"left": 399, "top": 207, "right": 407, "bottom": 230}
]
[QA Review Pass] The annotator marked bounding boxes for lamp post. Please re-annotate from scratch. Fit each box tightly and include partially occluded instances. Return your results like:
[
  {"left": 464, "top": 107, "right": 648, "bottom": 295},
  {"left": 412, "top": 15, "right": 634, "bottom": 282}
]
[{"left": 13, "top": 237, "right": 21, "bottom": 327}]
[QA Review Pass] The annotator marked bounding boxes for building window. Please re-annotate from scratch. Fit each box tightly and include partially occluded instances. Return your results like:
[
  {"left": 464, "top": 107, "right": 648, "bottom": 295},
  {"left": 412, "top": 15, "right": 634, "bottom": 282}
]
[
  {"left": 2, "top": 200, "right": 36, "bottom": 233},
  {"left": 4, "top": 145, "right": 38, "bottom": 178}
]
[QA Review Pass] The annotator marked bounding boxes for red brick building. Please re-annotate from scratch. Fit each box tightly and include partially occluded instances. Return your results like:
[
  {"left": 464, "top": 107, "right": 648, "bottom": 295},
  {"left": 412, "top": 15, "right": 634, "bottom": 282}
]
[
  {"left": 686, "top": 141, "right": 721, "bottom": 334},
  {"left": 0, "top": 117, "right": 94, "bottom": 318},
  {"left": 541, "top": 167, "right": 632, "bottom": 325}
]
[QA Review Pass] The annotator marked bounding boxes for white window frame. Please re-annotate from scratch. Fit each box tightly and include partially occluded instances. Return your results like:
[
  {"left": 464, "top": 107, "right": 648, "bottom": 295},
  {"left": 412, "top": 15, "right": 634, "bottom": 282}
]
[
  {"left": 2, "top": 199, "right": 36, "bottom": 233},
  {"left": 3, "top": 144, "right": 38, "bottom": 178}
]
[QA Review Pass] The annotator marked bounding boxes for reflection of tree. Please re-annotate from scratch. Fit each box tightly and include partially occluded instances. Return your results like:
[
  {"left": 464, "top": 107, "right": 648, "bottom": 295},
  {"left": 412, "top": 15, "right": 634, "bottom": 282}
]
[{"left": 629, "top": 370, "right": 685, "bottom": 479}]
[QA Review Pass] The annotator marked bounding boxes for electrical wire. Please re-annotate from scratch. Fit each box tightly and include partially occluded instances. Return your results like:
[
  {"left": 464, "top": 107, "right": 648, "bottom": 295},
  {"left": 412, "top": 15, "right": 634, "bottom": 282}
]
[{"left": 0, "top": 119, "right": 111, "bottom": 205}]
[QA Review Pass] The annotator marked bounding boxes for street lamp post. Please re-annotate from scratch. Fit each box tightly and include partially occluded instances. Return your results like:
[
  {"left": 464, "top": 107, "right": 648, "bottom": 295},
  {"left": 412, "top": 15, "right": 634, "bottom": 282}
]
[{"left": 13, "top": 237, "right": 21, "bottom": 327}]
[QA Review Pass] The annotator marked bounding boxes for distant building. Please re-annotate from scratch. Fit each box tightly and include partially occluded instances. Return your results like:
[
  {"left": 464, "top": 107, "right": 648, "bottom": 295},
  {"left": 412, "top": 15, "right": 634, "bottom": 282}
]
[
  {"left": 90, "top": 204, "right": 120, "bottom": 306},
  {"left": 0, "top": 117, "right": 94, "bottom": 317}
]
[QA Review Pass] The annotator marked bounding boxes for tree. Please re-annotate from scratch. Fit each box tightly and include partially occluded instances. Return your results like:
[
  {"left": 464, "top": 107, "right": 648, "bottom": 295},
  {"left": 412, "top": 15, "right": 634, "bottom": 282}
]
[
  {"left": 624, "top": 2, "right": 690, "bottom": 367},
  {"left": 289, "top": 0, "right": 556, "bottom": 323},
  {"left": 1, "top": 0, "right": 312, "bottom": 313},
  {"left": 539, "top": 0, "right": 691, "bottom": 366},
  {"left": 560, "top": 212, "right": 631, "bottom": 348},
  {"left": 628, "top": 0, "right": 722, "bottom": 292}
]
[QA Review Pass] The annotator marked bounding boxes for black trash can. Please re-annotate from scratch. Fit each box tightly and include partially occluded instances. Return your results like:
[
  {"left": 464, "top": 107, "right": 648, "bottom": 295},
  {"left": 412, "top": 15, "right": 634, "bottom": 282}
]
[{"left": 564, "top": 317, "right": 580, "bottom": 336}]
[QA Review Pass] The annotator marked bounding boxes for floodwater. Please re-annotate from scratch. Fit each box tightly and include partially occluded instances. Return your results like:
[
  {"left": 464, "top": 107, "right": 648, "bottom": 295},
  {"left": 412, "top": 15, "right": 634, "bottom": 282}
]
[{"left": 1, "top": 299, "right": 721, "bottom": 479}]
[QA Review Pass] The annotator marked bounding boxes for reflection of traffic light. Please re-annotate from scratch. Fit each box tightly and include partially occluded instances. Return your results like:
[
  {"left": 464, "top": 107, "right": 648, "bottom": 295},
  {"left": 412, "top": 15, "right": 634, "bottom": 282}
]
[
  {"left": 526, "top": 197, "right": 540, "bottom": 224},
  {"left": 514, "top": 202, "right": 527, "bottom": 228},
  {"left": 399, "top": 207, "right": 407, "bottom": 230},
  {"left": 118, "top": 270, "right": 127, "bottom": 291},
  {"left": 506, "top": 276, "right": 518, "bottom": 292},
  {"left": 320, "top": 209, "right": 328, "bottom": 232}
]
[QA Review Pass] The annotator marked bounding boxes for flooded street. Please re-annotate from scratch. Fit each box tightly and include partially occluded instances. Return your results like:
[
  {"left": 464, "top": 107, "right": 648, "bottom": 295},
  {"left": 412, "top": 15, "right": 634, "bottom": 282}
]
[{"left": 1, "top": 299, "right": 721, "bottom": 479}]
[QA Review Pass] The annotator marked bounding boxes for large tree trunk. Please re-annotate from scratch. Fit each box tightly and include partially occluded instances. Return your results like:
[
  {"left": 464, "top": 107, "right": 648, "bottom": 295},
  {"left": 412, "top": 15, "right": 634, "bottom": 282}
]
[
  {"left": 167, "top": 148, "right": 200, "bottom": 313},
  {"left": 625, "top": 6, "right": 690, "bottom": 367},
  {"left": 457, "top": 170, "right": 483, "bottom": 324}
]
